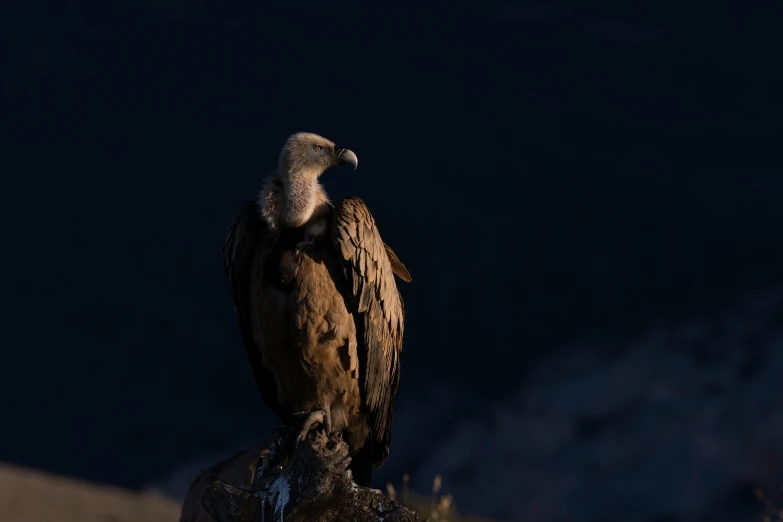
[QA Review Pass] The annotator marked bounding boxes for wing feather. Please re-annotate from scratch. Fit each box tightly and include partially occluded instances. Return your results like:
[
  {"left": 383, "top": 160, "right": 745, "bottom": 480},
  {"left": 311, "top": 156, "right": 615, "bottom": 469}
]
[
  {"left": 384, "top": 243, "right": 412, "bottom": 283},
  {"left": 330, "top": 197, "right": 410, "bottom": 467},
  {"left": 223, "top": 201, "right": 285, "bottom": 418}
]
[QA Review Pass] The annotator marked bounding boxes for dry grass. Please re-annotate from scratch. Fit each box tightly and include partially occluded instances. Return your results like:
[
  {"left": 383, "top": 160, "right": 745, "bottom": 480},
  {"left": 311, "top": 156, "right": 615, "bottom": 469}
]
[
  {"left": 386, "top": 473, "right": 496, "bottom": 522},
  {"left": 756, "top": 486, "right": 783, "bottom": 522}
]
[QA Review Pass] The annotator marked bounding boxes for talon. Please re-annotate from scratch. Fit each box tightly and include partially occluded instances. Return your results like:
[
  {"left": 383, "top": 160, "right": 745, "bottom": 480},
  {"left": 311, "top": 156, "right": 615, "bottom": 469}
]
[{"left": 290, "top": 408, "right": 331, "bottom": 449}]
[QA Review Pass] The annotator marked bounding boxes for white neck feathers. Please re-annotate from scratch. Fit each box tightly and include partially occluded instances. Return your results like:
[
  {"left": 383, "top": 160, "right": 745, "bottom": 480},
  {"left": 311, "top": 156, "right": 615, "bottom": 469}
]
[{"left": 258, "top": 171, "right": 330, "bottom": 231}]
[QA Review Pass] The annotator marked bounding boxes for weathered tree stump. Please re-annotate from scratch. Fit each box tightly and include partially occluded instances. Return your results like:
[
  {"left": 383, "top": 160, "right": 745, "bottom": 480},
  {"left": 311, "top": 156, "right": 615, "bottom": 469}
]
[{"left": 180, "top": 427, "right": 422, "bottom": 522}]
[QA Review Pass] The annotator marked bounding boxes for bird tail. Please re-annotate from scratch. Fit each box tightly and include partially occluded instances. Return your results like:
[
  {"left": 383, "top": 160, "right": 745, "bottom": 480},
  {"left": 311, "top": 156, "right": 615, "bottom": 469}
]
[{"left": 348, "top": 439, "right": 374, "bottom": 488}]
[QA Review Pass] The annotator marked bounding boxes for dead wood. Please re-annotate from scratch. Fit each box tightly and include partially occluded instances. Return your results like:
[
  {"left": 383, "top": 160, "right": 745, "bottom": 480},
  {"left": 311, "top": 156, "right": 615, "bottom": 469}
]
[{"left": 180, "top": 427, "right": 422, "bottom": 522}]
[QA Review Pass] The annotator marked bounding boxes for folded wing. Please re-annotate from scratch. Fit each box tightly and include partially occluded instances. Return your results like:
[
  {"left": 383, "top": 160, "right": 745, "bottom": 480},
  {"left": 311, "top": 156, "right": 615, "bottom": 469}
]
[{"left": 330, "top": 197, "right": 408, "bottom": 466}]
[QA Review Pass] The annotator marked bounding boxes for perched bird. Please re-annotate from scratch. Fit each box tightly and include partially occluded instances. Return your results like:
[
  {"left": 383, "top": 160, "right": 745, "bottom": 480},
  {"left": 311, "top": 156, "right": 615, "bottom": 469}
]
[{"left": 223, "top": 132, "right": 411, "bottom": 487}]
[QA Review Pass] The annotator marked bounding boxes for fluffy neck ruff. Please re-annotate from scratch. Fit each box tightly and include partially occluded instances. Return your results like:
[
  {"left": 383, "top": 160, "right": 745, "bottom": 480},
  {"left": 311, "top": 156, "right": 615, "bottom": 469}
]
[{"left": 258, "top": 170, "right": 331, "bottom": 231}]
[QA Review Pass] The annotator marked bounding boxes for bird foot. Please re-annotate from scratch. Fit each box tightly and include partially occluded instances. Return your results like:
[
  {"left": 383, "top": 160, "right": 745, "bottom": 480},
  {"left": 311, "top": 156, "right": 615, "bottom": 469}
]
[{"left": 289, "top": 408, "right": 333, "bottom": 447}]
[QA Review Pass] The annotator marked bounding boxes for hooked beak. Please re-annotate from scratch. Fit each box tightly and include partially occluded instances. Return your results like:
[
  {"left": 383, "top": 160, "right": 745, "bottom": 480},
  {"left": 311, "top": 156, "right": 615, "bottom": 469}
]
[{"left": 333, "top": 147, "right": 358, "bottom": 170}]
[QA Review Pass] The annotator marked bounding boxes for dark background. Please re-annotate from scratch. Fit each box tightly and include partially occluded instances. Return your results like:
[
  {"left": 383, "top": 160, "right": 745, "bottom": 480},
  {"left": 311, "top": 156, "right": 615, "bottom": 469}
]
[{"left": 3, "top": 1, "right": 782, "bottom": 519}]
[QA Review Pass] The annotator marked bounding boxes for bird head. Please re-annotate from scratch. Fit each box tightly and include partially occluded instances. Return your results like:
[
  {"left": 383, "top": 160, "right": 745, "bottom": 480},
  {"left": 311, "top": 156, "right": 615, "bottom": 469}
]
[{"left": 278, "top": 132, "right": 358, "bottom": 181}]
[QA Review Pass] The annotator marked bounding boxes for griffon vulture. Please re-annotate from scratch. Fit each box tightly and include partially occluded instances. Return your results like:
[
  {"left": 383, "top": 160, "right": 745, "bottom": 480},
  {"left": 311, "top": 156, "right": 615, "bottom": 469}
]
[{"left": 223, "top": 132, "right": 411, "bottom": 487}]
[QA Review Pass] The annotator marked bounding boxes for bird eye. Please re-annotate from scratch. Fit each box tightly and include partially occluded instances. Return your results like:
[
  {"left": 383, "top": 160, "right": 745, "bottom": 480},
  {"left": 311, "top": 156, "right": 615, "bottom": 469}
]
[{"left": 312, "top": 145, "right": 323, "bottom": 152}]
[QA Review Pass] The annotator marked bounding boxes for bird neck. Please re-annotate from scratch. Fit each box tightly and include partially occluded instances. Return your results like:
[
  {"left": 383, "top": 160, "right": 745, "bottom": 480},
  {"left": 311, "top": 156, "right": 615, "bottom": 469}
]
[
  {"left": 282, "top": 173, "right": 323, "bottom": 228},
  {"left": 258, "top": 170, "right": 330, "bottom": 231}
]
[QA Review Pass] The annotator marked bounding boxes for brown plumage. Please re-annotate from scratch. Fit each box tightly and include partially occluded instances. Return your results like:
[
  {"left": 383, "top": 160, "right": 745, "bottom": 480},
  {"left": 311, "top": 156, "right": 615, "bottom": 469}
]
[{"left": 223, "top": 132, "right": 411, "bottom": 486}]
